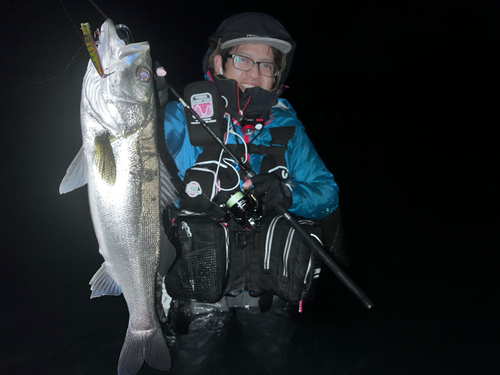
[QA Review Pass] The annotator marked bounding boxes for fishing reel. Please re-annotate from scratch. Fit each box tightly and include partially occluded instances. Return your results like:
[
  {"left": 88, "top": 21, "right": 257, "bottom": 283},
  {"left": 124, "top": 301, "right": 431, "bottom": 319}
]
[{"left": 221, "top": 189, "right": 262, "bottom": 233}]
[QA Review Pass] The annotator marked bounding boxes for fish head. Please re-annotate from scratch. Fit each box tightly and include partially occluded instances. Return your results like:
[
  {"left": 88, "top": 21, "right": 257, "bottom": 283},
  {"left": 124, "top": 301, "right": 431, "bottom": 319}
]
[{"left": 84, "top": 19, "right": 156, "bottom": 138}]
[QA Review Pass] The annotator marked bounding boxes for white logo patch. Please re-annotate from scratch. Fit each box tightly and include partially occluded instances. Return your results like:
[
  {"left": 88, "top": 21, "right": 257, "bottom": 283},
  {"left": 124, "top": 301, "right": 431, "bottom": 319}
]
[{"left": 185, "top": 181, "right": 202, "bottom": 197}]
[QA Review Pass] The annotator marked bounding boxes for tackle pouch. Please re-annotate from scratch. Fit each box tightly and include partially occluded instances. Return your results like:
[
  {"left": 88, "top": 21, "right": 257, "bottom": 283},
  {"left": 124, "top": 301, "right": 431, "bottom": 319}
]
[
  {"left": 225, "top": 214, "right": 323, "bottom": 305},
  {"left": 164, "top": 212, "right": 229, "bottom": 303},
  {"left": 259, "top": 215, "right": 323, "bottom": 304}
]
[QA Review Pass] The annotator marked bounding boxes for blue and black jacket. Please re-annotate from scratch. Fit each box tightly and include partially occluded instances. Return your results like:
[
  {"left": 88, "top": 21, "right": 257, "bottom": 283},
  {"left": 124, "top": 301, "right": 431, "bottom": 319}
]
[{"left": 164, "top": 98, "right": 339, "bottom": 220}]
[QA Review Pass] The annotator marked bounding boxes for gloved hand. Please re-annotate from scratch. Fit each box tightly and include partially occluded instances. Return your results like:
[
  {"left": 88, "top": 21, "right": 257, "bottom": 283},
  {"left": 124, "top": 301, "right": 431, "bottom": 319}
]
[
  {"left": 244, "top": 173, "right": 293, "bottom": 214},
  {"left": 155, "top": 63, "right": 169, "bottom": 108}
]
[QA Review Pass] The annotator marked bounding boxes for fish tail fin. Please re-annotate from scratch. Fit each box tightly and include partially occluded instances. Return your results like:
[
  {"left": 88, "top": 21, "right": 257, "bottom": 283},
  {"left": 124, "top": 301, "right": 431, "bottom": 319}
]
[{"left": 117, "top": 326, "right": 171, "bottom": 375}]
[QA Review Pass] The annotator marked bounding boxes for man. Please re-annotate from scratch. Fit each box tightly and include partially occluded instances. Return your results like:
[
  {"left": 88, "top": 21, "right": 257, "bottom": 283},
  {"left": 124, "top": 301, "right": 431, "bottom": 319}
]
[{"left": 161, "top": 13, "right": 339, "bottom": 331}]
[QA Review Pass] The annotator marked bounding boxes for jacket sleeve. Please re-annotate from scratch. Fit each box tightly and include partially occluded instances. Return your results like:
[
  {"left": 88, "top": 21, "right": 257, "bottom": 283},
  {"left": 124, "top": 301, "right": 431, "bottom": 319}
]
[
  {"left": 164, "top": 101, "right": 202, "bottom": 181},
  {"left": 282, "top": 110, "right": 339, "bottom": 220}
]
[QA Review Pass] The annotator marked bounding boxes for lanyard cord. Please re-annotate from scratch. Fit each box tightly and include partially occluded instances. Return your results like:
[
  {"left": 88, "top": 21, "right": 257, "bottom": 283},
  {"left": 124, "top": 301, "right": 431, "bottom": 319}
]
[{"left": 215, "top": 115, "right": 245, "bottom": 192}]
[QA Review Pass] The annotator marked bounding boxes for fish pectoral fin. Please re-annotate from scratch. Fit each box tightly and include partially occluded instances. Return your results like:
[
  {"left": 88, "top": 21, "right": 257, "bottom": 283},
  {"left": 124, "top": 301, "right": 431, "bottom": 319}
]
[
  {"left": 59, "top": 146, "right": 88, "bottom": 194},
  {"left": 89, "top": 263, "right": 122, "bottom": 298},
  {"left": 94, "top": 134, "right": 116, "bottom": 185}
]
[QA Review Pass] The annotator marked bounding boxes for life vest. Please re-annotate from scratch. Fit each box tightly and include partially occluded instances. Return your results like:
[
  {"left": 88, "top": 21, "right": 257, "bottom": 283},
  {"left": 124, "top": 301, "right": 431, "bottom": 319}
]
[{"left": 164, "top": 82, "right": 323, "bottom": 306}]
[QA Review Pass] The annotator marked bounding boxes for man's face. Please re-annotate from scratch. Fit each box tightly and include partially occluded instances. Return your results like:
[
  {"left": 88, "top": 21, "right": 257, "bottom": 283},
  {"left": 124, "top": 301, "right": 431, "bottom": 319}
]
[{"left": 214, "top": 44, "right": 277, "bottom": 92}]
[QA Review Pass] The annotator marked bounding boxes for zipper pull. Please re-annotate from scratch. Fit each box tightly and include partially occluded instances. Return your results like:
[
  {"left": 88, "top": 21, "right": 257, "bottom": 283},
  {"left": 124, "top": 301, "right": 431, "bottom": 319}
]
[{"left": 299, "top": 290, "right": 307, "bottom": 313}]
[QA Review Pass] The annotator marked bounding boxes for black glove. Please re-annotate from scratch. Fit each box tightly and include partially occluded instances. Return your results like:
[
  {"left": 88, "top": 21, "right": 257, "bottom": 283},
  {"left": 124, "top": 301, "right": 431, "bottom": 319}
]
[{"left": 250, "top": 173, "right": 293, "bottom": 214}]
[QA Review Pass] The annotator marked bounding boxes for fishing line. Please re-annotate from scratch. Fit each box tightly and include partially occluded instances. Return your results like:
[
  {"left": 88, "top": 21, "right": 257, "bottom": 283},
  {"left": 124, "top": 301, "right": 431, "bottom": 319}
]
[
  {"left": 23, "top": 0, "right": 89, "bottom": 86},
  {"left": 1, "top": 0, "right": 87, "bottom": 98},
  {"left": 60, "top": 0, "right": 85, "bottom": 44},
  {"left": 30, "top": 0, "right": 113, "bottom": 87},
  {"left": 88, "top": 0, "right": 108, "bottom": 19},
  {"left": 52, "top": 0, "right": 110, "bottom": 83},
  {"left": 0, "top": 38, "right": 86, "bottom": 102},
  {"left": 18, "top": 0, "right": 88, "bottom": 87},
  {"left": 28, "top": 43, "right": 86, "bottom": 85}
]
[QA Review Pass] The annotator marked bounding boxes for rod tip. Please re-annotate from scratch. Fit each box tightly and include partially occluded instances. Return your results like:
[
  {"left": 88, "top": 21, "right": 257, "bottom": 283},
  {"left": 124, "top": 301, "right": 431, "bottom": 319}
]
[{"left": 361, "top": 297, "right": 375, "bottom": 310}]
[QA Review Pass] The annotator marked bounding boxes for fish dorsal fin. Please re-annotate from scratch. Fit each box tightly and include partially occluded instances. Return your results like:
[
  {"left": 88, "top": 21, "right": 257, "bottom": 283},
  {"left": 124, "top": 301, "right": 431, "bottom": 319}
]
[
  {"left": 160, "top": 158, "right": 178, "bottom": 209},
  {"left": 94, "top": 134, "right": 116, "bottom": 185},
  {"left": 89, "top": 262, "right": 122, "bottom": 298},
  {"left": 59, "top": 146, "right": 88, "bottom": 194}
]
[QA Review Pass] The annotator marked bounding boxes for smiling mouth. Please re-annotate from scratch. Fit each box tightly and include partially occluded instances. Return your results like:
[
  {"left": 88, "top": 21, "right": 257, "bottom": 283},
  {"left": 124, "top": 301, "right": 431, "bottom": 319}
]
[{"left": 239, "top": 83, "right": 258, "bottom": 91}]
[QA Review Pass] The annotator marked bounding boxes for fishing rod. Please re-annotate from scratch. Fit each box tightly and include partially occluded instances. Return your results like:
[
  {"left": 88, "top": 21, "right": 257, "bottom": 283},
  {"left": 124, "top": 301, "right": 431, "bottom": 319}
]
[
  {"left": 88, "top": 0, "right": 108, "bottom": 19},
  {"left": 168, "top": 85, "right": 374, "bottom": 311}
]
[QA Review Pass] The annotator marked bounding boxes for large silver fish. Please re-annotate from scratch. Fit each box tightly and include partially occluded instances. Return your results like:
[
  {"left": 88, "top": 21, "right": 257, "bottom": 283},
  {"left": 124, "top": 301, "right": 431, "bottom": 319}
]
[{"left": 60, "top": 19, "right": 177, "bottom": 374}]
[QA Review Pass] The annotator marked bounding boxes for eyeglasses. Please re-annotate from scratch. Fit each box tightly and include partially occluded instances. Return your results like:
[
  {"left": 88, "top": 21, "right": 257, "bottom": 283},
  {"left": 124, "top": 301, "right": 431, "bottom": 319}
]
[{"left": 226, "top": 54, "right": 279, "bottom": 78}]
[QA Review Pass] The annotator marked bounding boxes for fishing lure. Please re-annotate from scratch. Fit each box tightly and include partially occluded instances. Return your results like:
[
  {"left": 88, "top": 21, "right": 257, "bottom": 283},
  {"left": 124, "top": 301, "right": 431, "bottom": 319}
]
[{"left": 81, "top": 22, "right": 108, "bottom": 77}]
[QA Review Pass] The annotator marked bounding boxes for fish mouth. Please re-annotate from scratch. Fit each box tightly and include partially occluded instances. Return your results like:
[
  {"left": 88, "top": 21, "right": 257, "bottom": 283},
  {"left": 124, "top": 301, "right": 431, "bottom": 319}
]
[{"left": 89, "top": 19, "right": 154, "bottom": 137}]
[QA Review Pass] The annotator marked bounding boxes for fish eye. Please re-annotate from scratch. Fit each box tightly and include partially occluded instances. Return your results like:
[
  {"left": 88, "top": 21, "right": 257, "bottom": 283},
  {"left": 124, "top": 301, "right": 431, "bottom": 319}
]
[{"left": 137, "top": 67, "right": 151, "bottom": 82}]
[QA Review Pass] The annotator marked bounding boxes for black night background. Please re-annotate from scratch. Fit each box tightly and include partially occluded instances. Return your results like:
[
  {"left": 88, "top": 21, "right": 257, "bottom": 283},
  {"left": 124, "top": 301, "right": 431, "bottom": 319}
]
[{"left": 1, "top": 0, "right": 498, "bottom": 374}]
